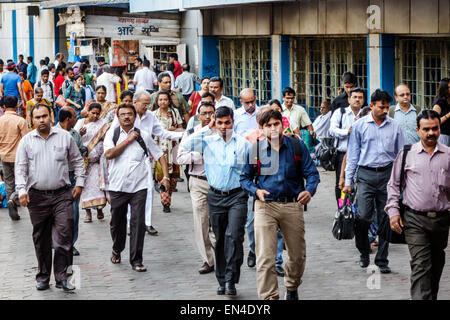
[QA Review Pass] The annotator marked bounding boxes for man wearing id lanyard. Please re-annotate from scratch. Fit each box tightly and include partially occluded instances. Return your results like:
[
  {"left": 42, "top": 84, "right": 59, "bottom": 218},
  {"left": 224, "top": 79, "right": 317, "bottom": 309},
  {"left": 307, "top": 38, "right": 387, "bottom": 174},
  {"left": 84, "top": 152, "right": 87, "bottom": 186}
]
[{"left": 182, "top": 106, "right": 250, "bottom": 296}]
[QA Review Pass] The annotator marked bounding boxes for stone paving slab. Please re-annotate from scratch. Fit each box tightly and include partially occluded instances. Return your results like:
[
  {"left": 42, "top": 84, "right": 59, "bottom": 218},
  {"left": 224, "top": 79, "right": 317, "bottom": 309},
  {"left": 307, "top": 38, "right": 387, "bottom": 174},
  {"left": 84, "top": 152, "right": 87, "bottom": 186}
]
[{"left": 0, "top": 169, "right": 448, "bottom": 300}]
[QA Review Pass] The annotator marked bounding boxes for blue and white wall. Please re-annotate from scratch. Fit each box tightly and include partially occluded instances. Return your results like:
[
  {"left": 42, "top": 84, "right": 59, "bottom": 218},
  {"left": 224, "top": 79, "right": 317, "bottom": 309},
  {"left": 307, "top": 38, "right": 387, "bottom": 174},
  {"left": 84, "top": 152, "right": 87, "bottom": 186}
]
[{"left": 0, "top": 3, "right": 56, "bottom": 62}]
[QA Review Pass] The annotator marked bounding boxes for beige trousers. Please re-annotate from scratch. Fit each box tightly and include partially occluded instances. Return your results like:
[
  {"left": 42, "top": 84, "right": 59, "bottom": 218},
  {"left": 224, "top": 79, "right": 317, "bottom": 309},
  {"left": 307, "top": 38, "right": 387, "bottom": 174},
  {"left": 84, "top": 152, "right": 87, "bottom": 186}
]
[
  {"left": 254, "top": 200, "right": 306, "bottom": 300},
  {"left": 189, "top": 176, "right": 216, "bottom": 267}
]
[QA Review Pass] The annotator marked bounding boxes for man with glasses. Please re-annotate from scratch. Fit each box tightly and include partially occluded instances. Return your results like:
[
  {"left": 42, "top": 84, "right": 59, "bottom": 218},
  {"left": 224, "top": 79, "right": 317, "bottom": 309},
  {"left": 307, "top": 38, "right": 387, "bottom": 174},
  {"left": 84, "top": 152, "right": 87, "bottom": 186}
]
[
  {"left": 389, "top": 84, "right": 421, "bottom": 145},
  {"left": 177, "top": 101, "right": 216, "bottom": 275},
  {"left": 111, "top": 90, "right": 183, "bottom": 235}
]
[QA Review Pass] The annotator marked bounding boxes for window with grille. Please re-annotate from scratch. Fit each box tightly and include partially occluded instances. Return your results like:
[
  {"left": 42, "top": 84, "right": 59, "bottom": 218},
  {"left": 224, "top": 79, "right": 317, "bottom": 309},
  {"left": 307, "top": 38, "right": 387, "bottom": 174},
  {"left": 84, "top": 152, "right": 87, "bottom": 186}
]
[
  {"left": 291, "top": 37, "right": 367, "bottom": 118},
  {"left": 219, "top": 38, "right": 271, "bottom": 106},
  {"left": 397, "top": 38, "right": 450, "bottom": 109}
]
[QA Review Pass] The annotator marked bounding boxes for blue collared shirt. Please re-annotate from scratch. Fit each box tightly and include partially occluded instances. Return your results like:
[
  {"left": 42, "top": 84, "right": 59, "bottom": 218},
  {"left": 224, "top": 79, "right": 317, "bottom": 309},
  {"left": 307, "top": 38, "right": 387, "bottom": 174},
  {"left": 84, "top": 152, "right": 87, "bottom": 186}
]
[
  {"left": 345, "top": 112, "right": 405, "bottom": 186},
  {"left": 233, "top": 106, "right": 259, "bottom": 137},
  {"left": 391, "top": 104, "right": 420, "bottom": 145},
  {"left": 181, "top": 126, "right": 251, "bottom": 191},
  {"left": 240, "top": 136, "right": 320, "bottom": 200}
]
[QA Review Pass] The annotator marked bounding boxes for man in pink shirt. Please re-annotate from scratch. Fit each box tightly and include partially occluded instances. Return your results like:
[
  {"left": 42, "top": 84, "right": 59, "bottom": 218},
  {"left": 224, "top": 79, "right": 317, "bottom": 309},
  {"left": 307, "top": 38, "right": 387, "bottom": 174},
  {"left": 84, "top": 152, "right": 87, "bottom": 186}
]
[
  {"left": 169, "top": 53, "right": 182, "bottom": 80},
  {"left": 385, "top": 110, "right": 450, "bottom": 300}
]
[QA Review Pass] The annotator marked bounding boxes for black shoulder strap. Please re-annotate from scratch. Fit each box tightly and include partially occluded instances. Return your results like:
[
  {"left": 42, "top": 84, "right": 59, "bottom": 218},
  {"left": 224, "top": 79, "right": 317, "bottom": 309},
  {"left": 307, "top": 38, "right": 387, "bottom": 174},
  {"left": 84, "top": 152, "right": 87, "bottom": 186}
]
[
  {"left": 187, "top": 128, "right": 195, "bottom": 135},
  {"left": 399, "top": 144, "right": 412, "bottom": 193},
  {"left": 134, "top": 128, "right": 149, "bottom": 157},
  {"left": 287, "top": 136, "right": 303, "bottom": 179},
  {"left": 112, "top": 126, "right": 120, "bottom": 146},
  {"left": 339, "top": 106, "right": 345, "bottom": 129}
]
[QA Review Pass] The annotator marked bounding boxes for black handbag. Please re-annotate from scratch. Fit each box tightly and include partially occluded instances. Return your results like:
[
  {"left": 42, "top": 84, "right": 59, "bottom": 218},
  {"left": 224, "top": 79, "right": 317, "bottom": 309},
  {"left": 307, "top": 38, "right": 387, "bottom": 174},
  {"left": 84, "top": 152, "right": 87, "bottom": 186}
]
[
  {"left": 332, "top": 193, "right": 355, "bottom": 240},
  {"left": 377, "top": 145, "right": 412, "bottom": 244}
]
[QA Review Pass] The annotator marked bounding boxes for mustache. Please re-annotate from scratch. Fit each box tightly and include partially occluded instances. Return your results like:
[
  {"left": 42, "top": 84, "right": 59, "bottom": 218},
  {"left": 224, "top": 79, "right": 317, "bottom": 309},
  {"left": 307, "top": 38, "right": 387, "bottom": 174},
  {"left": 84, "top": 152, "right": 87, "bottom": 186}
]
[{"left": 426, "top": 135, "right": 436, "bottom": 139}]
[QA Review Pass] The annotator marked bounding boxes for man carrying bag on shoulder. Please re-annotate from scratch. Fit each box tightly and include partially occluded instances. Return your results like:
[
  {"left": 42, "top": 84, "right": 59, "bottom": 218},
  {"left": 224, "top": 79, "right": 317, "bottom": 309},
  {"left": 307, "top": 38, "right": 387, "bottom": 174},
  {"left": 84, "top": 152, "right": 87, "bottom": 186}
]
[{"left": 385, "top": 110, "right": 450, "bottom": 300}]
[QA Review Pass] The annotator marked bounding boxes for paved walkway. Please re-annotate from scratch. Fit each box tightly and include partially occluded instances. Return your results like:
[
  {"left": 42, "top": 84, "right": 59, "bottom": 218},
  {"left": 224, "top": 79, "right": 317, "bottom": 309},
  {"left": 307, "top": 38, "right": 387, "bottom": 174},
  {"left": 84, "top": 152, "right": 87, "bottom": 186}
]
[{"left": 0, "top": 169, "right": 448, "bottom": 300}]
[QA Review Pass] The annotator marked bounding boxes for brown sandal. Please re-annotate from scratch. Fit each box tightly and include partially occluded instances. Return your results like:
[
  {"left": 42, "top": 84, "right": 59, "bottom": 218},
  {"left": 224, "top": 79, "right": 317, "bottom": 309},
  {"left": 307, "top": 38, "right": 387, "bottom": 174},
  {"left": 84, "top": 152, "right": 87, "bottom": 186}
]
[
  {"left": 111, "top": 251, "right": 121, "bottom": 264},
  {"left": 97, "top": 210, "right": 104, "bottom": 220}
]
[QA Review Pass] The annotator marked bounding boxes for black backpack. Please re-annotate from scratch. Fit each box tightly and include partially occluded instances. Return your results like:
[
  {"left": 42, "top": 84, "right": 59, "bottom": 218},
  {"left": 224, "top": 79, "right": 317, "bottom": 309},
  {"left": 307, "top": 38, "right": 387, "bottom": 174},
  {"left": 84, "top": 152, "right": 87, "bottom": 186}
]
[{"left": 112, "top": 126, "right": 148, "bottom": 157}]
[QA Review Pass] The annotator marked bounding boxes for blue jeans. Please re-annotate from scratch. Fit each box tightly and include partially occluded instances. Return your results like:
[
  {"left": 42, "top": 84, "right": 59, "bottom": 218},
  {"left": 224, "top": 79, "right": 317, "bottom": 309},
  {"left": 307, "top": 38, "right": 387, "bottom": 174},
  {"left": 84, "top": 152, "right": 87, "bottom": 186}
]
[
  {"left": 246, "top": 197, "right": 284, "bottom": 267},
  {"left": 69, "top": 171, "right": 80, "bottom": 246}
]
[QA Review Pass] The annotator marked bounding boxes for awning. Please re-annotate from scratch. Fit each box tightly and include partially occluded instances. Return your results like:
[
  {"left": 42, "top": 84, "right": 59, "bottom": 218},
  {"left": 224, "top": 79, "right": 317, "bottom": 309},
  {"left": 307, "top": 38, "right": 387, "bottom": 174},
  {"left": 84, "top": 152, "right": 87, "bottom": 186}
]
[
  {"left": 41, "top": 0, "right": 128, "bottom": 9},
  {"left": 130, "top": 0, "right": 295, "bottom": 13}
]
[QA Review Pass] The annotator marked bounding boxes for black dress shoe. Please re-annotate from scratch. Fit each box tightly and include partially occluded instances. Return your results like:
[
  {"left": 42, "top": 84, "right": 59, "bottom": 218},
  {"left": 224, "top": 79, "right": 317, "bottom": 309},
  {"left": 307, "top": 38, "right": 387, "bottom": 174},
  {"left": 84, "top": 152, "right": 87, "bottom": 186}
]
[
  {"left": 276, "top": 265, "right": 285, "bottom": 277},
  {"left": 285, "top": 289, "right": 299, "bottom": 300},
  {"left": 72, "top": 247, "right": 80, "bottom": 256},
  {"left": 163, "top": 205, "right": 171, "bottom": 213},
  {"left": 7, "top": 200, "right": 20, "bottom": 221},
  {"left": 36, "top": 281, "right": 50, "bottom": 291},
  {"left": 378, "top": 265, "right": 391, "bottom": 274},
  {"left": 178, "top": 177, "right": 184, "bottom": 182},
  {"left": 225, "top": 282, "right": 236, "bottom": 296},
  {"left": 146, "top": 225, "right": 158, "bottom": 236},
  {"left": 247, "top": 251, "right": 256, "bottom": 268},
  {"left": 359, "top": 255, "right": 370, "bottom": 268},
  {"left": 55, "top": 280, "right": 75, "bottom": 291},
  {"left": 217, "top": 285, "right": 225, "bottom": 295},
  {"left": 198, "top": 262, "right": 214, "bottom": 274}
]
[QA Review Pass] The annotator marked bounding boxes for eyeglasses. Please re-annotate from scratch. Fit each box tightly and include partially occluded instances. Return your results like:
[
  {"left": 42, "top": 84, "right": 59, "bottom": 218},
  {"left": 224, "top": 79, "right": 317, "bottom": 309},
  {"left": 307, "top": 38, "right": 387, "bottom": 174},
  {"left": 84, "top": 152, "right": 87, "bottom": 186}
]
[
  {"left": 199, "top": 112, "right": 214, "bottom": 116},
  {"left": 140, "top": 102, "right": 151, "bottom": 107},
  {"left": 118, "top": 112, "right": 134, "bottom": 118},
  {"left": 242, "top": 99, "right": 256, "bottom": 105},
  {"left": 398, "top": 93, "right": 410, "bottom": 97}
]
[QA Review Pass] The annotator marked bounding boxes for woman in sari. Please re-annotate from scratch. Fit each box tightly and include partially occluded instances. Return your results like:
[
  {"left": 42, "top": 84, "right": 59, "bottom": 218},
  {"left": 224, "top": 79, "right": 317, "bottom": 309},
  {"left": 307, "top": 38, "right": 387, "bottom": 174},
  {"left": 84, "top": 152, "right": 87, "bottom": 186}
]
[
  {"left": 151, "top": 91, "right": 183, "bottom": 213},
  {"left": 74, "top": 102, "right": 109, "bottom": 222},
  {"left": 65, "top": 74, "right": 86, "bottom": 119},
  {"left": 81, "top": 85, "right": 117, "bottom": 119}
]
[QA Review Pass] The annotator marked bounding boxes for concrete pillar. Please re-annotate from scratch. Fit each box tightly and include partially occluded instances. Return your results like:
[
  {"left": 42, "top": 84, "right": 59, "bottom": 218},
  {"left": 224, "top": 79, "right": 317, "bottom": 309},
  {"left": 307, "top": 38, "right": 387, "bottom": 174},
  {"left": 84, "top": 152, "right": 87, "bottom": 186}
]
[
  {"left": 367, "top": 34, "right": 395, "bottom": 100},
  {"left": 272, "top": 35, "right": 290, "bottom": 100}
]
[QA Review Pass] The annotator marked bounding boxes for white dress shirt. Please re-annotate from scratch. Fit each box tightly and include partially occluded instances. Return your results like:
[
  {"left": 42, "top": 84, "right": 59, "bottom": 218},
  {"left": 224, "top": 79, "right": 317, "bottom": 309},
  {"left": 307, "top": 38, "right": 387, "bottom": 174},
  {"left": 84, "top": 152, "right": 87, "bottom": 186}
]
[
  {"left": 103, "top": 126, "right": 163, "bottom": 193},
  {"left": 329, "top": 106, "right": 361, "bottom": 152},
  {"left": 216, "top": 95, "right": 235, "bottom": 110},
  {"left": 233, "top": 106, "right": 259, "bottom": 137},
  {"left": 312, "top": 111, "right": 331, "bottom": 139},
  {"left": 177, "top": 124, "right": 208, "bottom": 177},
  {"left": 133, "top": 67, "right": 157, "bottom": 92}
]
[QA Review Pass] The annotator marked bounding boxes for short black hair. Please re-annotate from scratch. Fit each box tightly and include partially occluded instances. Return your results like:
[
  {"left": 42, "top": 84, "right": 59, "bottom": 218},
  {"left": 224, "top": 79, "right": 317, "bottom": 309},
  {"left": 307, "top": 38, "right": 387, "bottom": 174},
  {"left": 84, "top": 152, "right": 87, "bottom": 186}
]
[
  {"left": 88, "top": 102, "right": 102, "bottom": 112},
  {"left": 66, "top": 67, "right": 74, "bottom": 73},
  {"left": 120, "top": 90, "right": 134, "bottom": 101},
  {"left": 19, "top": 54, "right": 24, "bottom": 59},
  {"left": 4, "top": 95, "right": 18, "bottom": 108},
  {"left": 39, "top": 59, "right": 45, "bottom": 66},
  {"left": 215, "top": 106, "right": 233, "bottom": 120},
  {"left": 117, "top": 103, "right": 137, "bottom": 117},
  {"left": 370, "top": 89, "right": 392, "bottom": 104},
  {"left": 169, "top": 53, "right": 178, "bottom": 60},
  {"left": 197, "top": 101, "right": 215, "bottom": 114},
  {"left": 45, "top": 57, "right": 50, "bottom": 65},
  {"left": 201, "top": 92, "right": 215, "bottom": 101},
  {"left": 282, "top": 87, "right": 296, "bottom": 97},
  {"left": 48, "top": 63, "right": 55, "bottom": 70},
  {"left": 135, "top": 57, "right": 143, "bottom": 64},
  {"left": 27, "top": 56, "right": 33, "bottom": 62},
  {"left": 0, "top": 59, "right": 4, "bottom": 65},
  {"left": 359, "top": 106, "right": 372, "bottom": 118},
  {"left": 183, "top": 64, "right": 190, "bottom": 72},
  {"left": 349, "top": 87, "right": 365, "bottom": 97},
  {"left": 259, "top": 109, "right": 283, "bottom": 127},
  {"left": 158, "top": 72, "right": 171, "bottom": 83},
  {"left": 143, "top": 59, "right": 150, "bottom": 67},
  {"left": 167, "top": 62, "right": 175, "bottom": 72},
  {"left": 31, "top": 103, "right": 52, "bottom": 119},
  {"left": 342, "top": 72, "right": 357, "bottom": 85},
  {"left": 417, "top": 110, "right": 441, "bottom": 128},
  {"left": 209, "top": 76, "right": 223, "bottom": 88},
  {"left": 200, "top": 76, "right": 210, "bottom": 83},
  {"left": 58, "top": 108, "right": 73, "bottom": 123},
  {"left": 96, "top": 56, "right": 105, "bottom": 63}
]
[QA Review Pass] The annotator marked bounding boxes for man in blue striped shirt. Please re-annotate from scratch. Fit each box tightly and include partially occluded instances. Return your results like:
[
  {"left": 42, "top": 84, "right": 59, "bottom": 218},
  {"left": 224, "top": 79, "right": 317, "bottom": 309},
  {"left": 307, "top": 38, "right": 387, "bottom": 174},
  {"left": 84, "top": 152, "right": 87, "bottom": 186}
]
[
  {"left": 343, "top": 89, "right": 405, "bottom": 274},
  {"left": 181, "top": 106, "right": 250, "bottom": 297}
]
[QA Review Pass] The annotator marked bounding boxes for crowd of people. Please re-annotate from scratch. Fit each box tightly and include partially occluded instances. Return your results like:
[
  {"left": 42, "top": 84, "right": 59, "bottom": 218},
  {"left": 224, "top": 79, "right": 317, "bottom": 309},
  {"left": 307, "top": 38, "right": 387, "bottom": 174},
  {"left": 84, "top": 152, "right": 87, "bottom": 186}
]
[{"left": 0, "top": 52, "right": 448, "bottom": 300}]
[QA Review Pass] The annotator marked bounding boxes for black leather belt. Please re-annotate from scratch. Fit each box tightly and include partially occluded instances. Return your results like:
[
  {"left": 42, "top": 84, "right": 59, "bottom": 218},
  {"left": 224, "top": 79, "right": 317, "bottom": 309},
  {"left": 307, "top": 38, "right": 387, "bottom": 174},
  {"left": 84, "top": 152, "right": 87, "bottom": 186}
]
[
  {"left": 190, "top": 174, "right": 207, "bottom": 181},
  {"left": 30, "top": 186, "right": 70, "bottom": 195},
  {"left": 360, "top": 163, "right": 393, "bottom": 172},
  {"left": 210, "top": 186, "right": 242, "bottom": 196},
  {"left": 267, "top": 197, "right": 297, "bottom": 203},
  {"left": 406, "top": 206, "right": 448, "bottom": 218}
]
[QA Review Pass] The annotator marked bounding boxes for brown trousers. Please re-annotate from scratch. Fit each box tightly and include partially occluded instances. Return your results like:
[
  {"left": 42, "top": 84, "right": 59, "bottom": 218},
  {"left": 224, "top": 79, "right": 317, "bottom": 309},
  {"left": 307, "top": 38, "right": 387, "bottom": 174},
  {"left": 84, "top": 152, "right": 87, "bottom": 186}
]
[
  {"left": 28, "top": 188, "right": 74, "bottom": 283},
  {"left": 254, "top": 200, "right": 306, "bottom": 300}
]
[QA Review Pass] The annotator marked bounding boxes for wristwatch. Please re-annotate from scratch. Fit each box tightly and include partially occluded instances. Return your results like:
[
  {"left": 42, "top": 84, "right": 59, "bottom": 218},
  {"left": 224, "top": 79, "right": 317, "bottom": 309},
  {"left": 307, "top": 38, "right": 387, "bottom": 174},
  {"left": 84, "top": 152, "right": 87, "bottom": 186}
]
[{"left": 162, "top": 176, "right": 170, "bottom": 181}]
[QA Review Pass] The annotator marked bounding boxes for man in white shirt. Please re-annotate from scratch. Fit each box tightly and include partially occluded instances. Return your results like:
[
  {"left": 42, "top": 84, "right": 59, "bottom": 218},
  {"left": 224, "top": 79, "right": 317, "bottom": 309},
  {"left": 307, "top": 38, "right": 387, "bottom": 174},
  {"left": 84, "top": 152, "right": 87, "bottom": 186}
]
[
  {"left": 281, "top": 87, "right": 314, "bottom": 137},
  {"left": 312, "top": 100, "right": 332, "bottom": 140},
  {"left": 209, "top": 76, "right": 235, "bottom": 110},
  {"left": 96, "top": 66, "right": 121, "bottom": 102},
  {"left": 54, "top": 53, "right": 64, "bottom": 71},
  {"left": 111, "top": 91, "right": 183, "bottom": 235},
  {"left": 131, "top": 60, "right": 157, "bottom": 93},
  {"left": 233, "top": 88, "right": 259, "bottom": 137},
  {"left": 104, "top": 103, "right": 170, "bottom": 272},
  {"left": 328, "top": 87, "right": 364, "bottom": 206}
]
